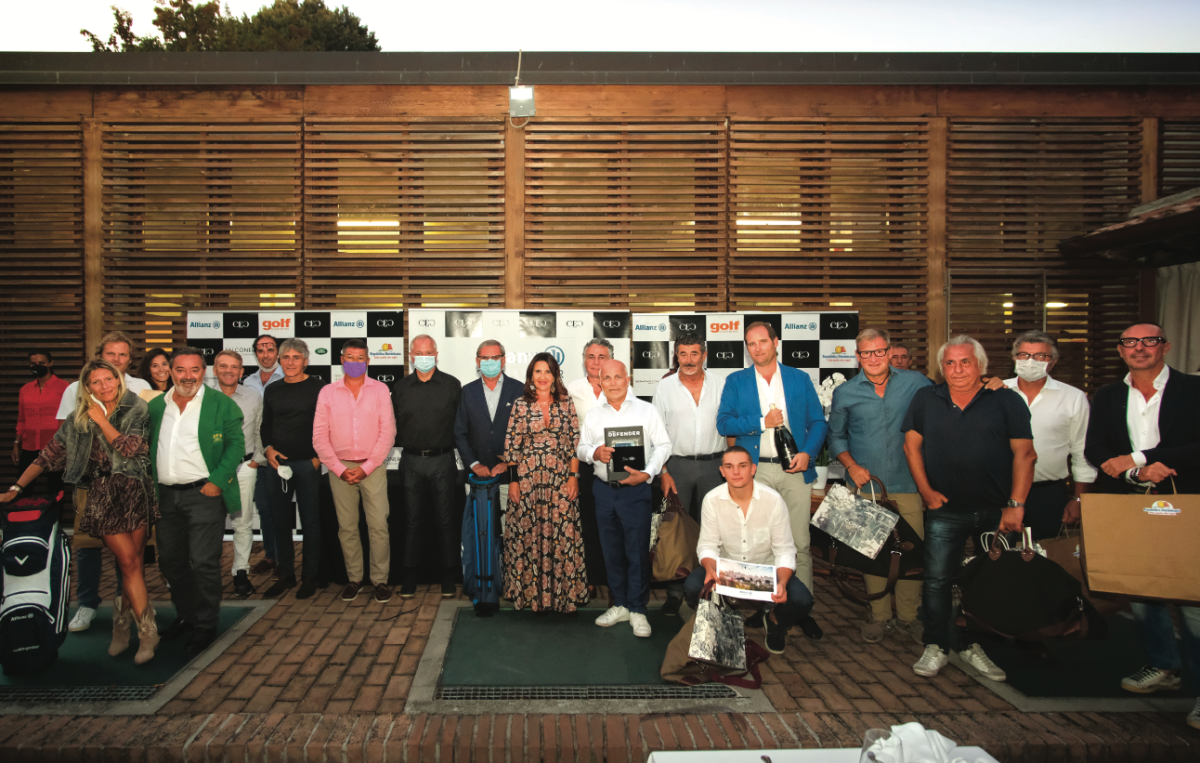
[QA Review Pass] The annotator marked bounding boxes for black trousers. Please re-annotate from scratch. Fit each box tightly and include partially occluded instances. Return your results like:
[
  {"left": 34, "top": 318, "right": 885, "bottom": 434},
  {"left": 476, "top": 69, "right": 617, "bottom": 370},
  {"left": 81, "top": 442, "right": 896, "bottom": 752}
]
[
  {"left": 156, "top": 485, "right": 226, "bottom": 630},
  {"left": 400, "top": 452, "right": 459, "bottom": 569},
  {"left": 1025, "top": 479, "right": 1070, "bottom": 541}
]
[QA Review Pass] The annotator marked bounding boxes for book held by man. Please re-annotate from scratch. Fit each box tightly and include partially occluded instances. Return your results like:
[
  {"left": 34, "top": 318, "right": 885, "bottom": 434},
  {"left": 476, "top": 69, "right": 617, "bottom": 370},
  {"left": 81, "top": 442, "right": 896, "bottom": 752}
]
[{"left": 604, "top": 425, "right": 645, "bottom": 480}]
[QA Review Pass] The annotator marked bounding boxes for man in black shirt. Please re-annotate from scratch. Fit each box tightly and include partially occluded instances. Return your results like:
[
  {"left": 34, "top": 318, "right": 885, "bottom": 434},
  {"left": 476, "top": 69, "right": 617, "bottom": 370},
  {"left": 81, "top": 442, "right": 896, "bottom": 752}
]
[
  {"left": 902, "top": 335, "right": 1034, "bottom": 682},
  {"left": 392, "top": 334, "right": 463, "bottom": 598},
  {"left": 260, "top": 338, "right": 328, "bottom": 599}
]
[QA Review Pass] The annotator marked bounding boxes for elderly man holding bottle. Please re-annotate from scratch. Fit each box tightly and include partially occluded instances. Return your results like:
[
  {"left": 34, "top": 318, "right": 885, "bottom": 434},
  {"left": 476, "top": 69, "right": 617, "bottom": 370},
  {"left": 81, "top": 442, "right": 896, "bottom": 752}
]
[{"left": 717, "top": 321, "right": 828, "bottom": 641}]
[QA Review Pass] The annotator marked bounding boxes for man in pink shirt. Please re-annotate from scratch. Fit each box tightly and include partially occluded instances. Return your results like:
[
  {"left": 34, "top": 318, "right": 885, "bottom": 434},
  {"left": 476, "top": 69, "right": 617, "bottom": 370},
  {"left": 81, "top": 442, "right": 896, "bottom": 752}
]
[{"left": 313, "top": 339, "right": 398, "bottom": 603}]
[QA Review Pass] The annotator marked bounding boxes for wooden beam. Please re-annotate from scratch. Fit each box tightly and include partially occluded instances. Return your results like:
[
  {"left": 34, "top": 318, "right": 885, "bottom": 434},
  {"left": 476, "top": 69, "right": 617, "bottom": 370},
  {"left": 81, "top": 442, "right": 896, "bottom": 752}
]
[
  {"left": 1142, "top": 117, "right": 1161, "bottom": 203},
  {"left": 304, "top": 85, "right": 507, "bottom": 117},
  {"left": 534, "top": 85, "right": 727, "bottom": 117},
  {"left": 504, "top": 119, "right": 526, "bottom": 309},
  {"left": 727, "top": 86, "right": 937, "bottom": 118},
  {"left": 95, "top": 87, "right": 304, "bottom": 120},
  {"left": 82, "top": 118, "right": 103, "bottom": 353},
  {"left": 926, "top": 117, "right": 948, "bottom": 360},
  {"left": 1139, "top": 268, "right": 1157, "bottom": 324},
  {"left": 0, "top": 87, "right": 92, "bottom": 119},
  {"left": 936, "top": 86, "right": 1200, "bottom": 118}
]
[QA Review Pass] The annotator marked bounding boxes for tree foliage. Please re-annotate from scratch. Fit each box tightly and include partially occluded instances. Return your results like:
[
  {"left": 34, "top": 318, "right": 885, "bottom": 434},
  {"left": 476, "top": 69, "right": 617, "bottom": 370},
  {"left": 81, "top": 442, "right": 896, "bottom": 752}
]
[{"left": 81, "top": 0, "right": 380, "bottom": 52}]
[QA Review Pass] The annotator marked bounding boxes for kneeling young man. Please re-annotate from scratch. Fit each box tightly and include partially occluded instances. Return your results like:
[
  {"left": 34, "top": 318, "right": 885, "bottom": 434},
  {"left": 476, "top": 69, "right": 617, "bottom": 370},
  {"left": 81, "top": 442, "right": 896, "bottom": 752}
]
[{"left": 684, "top": 446, "right": 813, "bottom": 654}]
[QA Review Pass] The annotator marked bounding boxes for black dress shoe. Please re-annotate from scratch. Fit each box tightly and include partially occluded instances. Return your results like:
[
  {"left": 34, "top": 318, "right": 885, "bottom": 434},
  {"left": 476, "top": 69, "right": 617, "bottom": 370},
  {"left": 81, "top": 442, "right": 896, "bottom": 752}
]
[
  {"left": 800, "top": 615, "right": 824, "bottom": 640},
  {"left": 661, "top": 596, "right": 683, "bottom": 617},
  {"left": 160, "top": 617, "right": 194, "bottom": 641},
  {"left": 263, "top": 576, "right": 296, "bottom": 598},
  {"left": 295, "top": 579, "right": 318, "bottom": 599},
  {"left": 184, "top": 626, "right": 217, "bottom": 654},
  {"left": 233, "top": 570, "right": 256, "bottom": 598}
]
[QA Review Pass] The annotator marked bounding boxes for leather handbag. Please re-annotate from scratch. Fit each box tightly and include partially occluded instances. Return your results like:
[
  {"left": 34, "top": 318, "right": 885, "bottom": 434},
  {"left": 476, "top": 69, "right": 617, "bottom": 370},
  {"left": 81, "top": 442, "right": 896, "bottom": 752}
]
[
  {"left": 959, "top": 528, "right": 1105, "bottom": 641},
  {"left": 649, "top": 491, "right": 701, "bottom": 582},
  {"left": 809, "top": 478, "right": 924, "bottom": 603},
  {"left": 1039, "top": 525, "right": 1128, "bottom": 616}
]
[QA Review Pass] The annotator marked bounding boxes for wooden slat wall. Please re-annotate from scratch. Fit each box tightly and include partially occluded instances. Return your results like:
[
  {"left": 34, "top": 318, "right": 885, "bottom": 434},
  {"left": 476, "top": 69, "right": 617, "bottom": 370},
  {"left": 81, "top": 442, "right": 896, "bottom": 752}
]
[
  {"left": 1159, "top": 120, "right": 1200, "bottom": 197},
  {"left": 101, "top": 121, "right": 303, "bottom": 351},
  {"left": 523, "top": 119, "right": 727, "bottom": 311},
  {"left": 728, "top": 119, "right": 930, "bottom": 362},
  {"left": 946, "top": 119, "right": 1142, "bottom": 388},
  {"left": 0, "top": 121, "right": 85, "bottom": 484},
  {"left": 304, "top": 118, "right": 506, "bottom": 320}
]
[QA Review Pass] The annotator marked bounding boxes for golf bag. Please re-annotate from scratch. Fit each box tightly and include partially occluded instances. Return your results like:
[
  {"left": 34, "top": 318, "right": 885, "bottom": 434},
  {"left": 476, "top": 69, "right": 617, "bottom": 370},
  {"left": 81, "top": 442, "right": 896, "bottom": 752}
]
[
  {"left": 1, "top": 492, "right": 71, "bottom": 675},
  {"left": 461, "top": 475, "right": 502, "bottom": 616}
]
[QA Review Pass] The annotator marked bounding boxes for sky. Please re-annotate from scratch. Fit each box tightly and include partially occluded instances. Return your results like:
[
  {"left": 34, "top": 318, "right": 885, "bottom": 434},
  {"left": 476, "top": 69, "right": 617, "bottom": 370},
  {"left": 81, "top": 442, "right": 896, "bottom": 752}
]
[{"left": 4, "top": 0, "right": 1199, "bottom": 52}]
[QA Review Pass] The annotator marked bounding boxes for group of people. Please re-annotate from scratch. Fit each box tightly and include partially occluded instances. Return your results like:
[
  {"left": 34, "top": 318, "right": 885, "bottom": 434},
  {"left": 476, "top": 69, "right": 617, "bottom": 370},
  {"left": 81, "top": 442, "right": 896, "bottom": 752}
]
[{"left": 4, "top": 319, "right": 1197, "bottom": 731}]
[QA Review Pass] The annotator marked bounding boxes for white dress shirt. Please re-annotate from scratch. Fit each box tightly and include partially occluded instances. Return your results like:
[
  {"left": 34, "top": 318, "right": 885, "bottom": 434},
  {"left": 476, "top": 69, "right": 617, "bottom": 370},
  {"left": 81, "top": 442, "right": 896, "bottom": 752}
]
[
  {"left": 1003, "top": 375, "right": 1097, "bottom": 483},
  {"left": 1124, "top": 365, "right": 1168, "bottom": 468},
  {"left": 567, "top": 376, "right": 604, "bottom": 425},
  {"left": 157, "top": 385, "right": 211, "bottom": 485},
  {"left": 653, "top": 372, "right": 726, "bottom": 457},
  {"left": 56, "top": 374, "right": 152, "bottom": 420},
  {"left": 755, "top": 365, "right": 789, "bottom": 458},
  {"left": 577, "top": 391, "right": 673, "bottom": 482},
  {"left": 697, "top": 481, "right": 797, "bottom": 571}
]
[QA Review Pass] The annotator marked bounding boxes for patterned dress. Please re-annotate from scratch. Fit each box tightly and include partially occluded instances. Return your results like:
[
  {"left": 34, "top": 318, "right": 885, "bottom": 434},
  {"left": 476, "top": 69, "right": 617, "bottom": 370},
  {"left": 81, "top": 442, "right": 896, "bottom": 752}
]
[
  {"left": 502, "top": 397, "right": 588, "bottom": 612},
  {"left": 34, "top": 432, "right": 158, "bottom": 537}
]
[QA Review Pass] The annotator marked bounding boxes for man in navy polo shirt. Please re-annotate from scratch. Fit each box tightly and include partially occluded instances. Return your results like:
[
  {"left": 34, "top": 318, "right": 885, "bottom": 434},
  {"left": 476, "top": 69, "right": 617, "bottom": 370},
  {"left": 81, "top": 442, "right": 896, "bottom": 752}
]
[{"left": 902, "top": 335, "right": 1034, "bottom": 682}]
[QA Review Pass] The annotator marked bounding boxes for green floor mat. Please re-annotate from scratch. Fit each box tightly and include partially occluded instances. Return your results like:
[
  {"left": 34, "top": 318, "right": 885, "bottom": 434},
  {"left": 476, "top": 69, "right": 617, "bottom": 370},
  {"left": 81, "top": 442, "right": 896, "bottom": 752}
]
[
  {"left": 1, "top": 603, "right": 250, "bottom": 690},
  {"left": 441, "top": 607, "right": 681, "bottom": 686},
  {"left": 980, "top": 613, "right": 1196, "bottom": 698}
]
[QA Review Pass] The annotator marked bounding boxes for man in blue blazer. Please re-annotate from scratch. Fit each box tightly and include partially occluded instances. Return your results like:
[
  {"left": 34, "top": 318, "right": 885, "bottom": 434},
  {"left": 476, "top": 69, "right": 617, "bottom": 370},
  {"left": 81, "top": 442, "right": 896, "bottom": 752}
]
[
  {"left": 718, "top": 322, "right": 829, "bottom": 630},
  {"left": 454, "top": 339, "right": 525, "bottom": 509}
]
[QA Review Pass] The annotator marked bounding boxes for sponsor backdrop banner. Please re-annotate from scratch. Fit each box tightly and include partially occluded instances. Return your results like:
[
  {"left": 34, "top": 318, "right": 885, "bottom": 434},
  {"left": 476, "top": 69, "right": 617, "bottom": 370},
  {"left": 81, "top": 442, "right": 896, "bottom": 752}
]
[
  {"left": 630, "top": 312, "right": 859, "bottom": 401},
  {"left": 406, "top": 309, "right": 632, "bottom": 390}
]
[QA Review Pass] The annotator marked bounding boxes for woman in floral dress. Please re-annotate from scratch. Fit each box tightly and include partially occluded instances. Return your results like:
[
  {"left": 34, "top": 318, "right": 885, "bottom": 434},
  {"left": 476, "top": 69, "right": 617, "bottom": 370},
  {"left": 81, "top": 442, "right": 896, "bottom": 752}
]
[{"left": 502, "top": 352, "right": 589, "bottom": 613}]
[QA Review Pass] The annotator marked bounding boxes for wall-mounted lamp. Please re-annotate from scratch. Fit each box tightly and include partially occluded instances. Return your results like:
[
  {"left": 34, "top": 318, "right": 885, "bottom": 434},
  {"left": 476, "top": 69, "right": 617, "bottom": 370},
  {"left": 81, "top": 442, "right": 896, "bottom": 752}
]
[{"left": 509, "top": 85, "right": 535, "bottom": 117}]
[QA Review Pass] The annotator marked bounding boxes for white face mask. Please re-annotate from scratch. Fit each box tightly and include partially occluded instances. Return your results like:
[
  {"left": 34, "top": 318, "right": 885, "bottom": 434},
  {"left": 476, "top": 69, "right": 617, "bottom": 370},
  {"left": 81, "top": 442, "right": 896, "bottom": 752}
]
[{"left": 1014, "top": 358, "right": 1049, "bottom": 382}]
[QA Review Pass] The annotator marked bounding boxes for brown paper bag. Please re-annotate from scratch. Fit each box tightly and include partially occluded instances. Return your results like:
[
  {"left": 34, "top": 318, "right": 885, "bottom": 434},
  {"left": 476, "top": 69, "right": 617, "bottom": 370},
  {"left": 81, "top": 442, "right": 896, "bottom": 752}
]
[
  {"left": 1080, "top": 491, "right": 1200, "bottom": 605},
  {"left": 650, "top": 495, "right": 701, "bottom": 582},
  {"left": 1039, "top": 526, "right": 1129, "bottom": 615}
]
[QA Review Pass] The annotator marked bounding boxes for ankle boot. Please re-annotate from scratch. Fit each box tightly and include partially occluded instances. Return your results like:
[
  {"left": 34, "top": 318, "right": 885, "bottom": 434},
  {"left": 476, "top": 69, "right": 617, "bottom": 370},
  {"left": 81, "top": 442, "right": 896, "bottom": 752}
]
[
  {"left": 108, "top": 596, "right": 133, "bottom": 656},
  {"left": 134, "top": 604, "right": 160, "bottom": 665}
]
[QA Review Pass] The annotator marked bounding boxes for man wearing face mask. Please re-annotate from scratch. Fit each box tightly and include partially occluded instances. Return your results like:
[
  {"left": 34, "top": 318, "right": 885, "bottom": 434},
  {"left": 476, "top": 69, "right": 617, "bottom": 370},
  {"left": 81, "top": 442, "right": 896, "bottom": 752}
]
[
  {"left": 454, "top": 339, "right": 523, "bottom": 513},
  {"left": 314, "top": 340, "right": 397, "bottom": 603},
  {"left": 391, "top": 334, "right": 463, "bottom": 598},
  {"left": 14, "top": 350, "right": 70, "bottom": 498},
  {"left": 1002, "top": 331, "right": 1096, "bottom": 540}
]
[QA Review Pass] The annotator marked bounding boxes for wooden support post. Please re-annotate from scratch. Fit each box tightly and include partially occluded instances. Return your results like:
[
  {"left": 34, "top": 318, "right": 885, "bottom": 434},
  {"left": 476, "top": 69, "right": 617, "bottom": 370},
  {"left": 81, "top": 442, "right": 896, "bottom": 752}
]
[
  {"left": 1141, "top": 117, "right": 1160, "bottom": 204},
  {"left": 82, "top": 118, "right": 104, "bottom": 353},
  {"left": 926, "top": 117, "right": 949, "bottom": 360},
  {"left": 504, "top": 121, "right": 526, "bottom": 309}
]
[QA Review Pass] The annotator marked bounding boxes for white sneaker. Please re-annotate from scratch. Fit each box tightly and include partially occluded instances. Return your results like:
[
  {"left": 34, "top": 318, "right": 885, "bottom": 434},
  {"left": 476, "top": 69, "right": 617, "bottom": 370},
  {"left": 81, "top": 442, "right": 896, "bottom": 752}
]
[
  {"left": 913, "top": 644, "right": 948, "bottom": 677},
  {"left": 1187, "top": 698, "right": 1200, "bottom": 730},
  {"left": 69, "top": 606, "right": 96, "bottom": 632},
  {"left": 1121, "top": 665, "right": 1182, "bottom": 694},
  {"left": 630, "top": 613, "right": 651, "bottom": 637},
  {"left": 959, "top": 643, "right": 1007, "bottom": 682},
  {"left": 595, "top": 606, "right": 630, "bottom": 627}
]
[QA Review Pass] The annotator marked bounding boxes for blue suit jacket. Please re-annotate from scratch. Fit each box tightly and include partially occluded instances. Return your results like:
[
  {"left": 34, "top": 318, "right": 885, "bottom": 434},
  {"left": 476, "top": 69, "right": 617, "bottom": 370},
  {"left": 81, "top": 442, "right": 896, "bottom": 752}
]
[
  {"left": 717, "top": 363, "right": 829, "bottom": 483},
  {"left": 454, "top": 374, "right": 525, "bottom": 484}
]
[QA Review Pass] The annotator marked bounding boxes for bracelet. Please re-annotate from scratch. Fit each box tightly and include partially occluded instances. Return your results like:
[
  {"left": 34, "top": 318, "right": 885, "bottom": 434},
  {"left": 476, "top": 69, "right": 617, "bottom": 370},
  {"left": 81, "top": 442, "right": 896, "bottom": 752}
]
[
  {"left": 1131, "top": 467, "right": 1142, "bottom": 481},
  {"left": 569, "top": 472, "right": 580, "bottom": 478}
]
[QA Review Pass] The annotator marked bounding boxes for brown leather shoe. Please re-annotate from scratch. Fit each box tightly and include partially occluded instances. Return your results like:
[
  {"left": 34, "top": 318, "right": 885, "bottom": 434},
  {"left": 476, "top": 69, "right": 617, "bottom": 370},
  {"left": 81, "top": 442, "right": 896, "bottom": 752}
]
[
  {"left": 340, "top": 581, "right": 362, "bottom": 602},
  {"left": 374, "top": 584, "right": 392, "bottom": 603},
  {"left": 250, "top": 558, "right": 277, "bottom": 575}
]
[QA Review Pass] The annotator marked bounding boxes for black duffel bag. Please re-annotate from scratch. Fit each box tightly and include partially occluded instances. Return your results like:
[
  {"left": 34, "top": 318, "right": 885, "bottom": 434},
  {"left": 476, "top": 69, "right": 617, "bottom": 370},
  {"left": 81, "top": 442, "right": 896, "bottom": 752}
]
[
  {"left": 959, "top": 528, "right": 1106, "bottom": 641},
  {"left": 809, "top": 478, "right": 925, "bottom": 604}
]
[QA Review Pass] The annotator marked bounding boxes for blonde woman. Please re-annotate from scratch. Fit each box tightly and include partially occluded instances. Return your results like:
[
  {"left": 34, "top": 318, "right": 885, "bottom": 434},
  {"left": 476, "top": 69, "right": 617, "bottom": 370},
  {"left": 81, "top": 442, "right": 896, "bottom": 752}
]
[{"left": 2, "top": 360, "right": 161, "bottom": 663}]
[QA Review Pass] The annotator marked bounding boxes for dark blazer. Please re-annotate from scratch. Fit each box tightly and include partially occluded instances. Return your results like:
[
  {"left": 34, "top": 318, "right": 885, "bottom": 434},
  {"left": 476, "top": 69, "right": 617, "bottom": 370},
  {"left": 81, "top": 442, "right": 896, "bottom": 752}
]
[
  {"left": 454, "top": 374, "right": 524, "bottom": 484},
  {"left": 1084, "top": 366, "right": 1200, "bottom": 494}
]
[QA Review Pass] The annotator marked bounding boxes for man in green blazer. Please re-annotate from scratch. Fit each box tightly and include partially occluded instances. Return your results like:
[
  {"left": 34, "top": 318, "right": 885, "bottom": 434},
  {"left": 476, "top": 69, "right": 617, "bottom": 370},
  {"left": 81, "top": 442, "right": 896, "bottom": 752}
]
[{"left": 147, "top": 347, "right": 245, "bottom": 654}]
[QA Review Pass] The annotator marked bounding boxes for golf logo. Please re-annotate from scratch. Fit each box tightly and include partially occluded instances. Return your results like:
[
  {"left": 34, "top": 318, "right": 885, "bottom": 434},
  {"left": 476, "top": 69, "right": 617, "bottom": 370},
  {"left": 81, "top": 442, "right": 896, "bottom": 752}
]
[{"left": 1144, "top": 500, "right": 1181, "bottom": 516}]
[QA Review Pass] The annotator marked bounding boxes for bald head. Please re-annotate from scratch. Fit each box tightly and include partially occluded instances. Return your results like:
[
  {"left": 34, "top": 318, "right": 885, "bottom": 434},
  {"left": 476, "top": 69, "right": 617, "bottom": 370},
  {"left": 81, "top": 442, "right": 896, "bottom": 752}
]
[{"left": 599, "top": 359, "right": 630, "bottom": 408}]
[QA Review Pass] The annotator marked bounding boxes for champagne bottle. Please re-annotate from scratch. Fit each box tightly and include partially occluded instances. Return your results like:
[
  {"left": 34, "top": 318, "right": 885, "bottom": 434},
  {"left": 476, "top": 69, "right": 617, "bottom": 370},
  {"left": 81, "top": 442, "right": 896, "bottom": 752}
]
[{"left": 770, "top": 404, "right": 800, "bottom": 464}]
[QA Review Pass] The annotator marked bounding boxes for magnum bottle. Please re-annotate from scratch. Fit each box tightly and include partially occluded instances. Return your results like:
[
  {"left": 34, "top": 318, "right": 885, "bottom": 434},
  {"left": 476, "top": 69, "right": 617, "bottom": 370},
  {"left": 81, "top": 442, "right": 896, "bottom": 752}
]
[{"left": 769, "top": 403, "right": 800, "bottom": 464}]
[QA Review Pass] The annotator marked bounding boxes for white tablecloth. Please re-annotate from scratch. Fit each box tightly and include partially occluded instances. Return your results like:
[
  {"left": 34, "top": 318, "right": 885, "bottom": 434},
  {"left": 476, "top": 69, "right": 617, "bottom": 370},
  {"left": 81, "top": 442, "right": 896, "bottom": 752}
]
[{"left": 646, "top": 746, "right": 999, "bottom": 763}]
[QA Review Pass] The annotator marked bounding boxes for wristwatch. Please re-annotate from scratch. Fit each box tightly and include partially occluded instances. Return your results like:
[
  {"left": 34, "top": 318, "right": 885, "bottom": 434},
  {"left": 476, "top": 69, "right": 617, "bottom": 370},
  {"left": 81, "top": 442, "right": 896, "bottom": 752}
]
[
  {"left": 8, "top": 484, "right": 24, "bottom": 494},
  {"left": 569, "top": 472, "right": 580, "bottom": 478},
  {"left": 1005, "top": 499, "right": 1024, "bottom": 508}
]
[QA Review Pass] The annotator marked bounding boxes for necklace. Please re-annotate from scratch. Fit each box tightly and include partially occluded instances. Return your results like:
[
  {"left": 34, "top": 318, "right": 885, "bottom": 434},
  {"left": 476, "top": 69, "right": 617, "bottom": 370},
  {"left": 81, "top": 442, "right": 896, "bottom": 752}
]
[{"left": 866, "top": 371, "right": 890, "bottom": 386}]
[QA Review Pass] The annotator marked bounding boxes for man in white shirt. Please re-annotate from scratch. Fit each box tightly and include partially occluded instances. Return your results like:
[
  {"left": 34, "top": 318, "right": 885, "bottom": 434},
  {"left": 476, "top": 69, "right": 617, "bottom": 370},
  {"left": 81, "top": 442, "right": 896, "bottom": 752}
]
[
  {"left": 578, "top": 360, "right": 672, "bottom": 637},
  {"left": 566, "top": 337, "right": 616, "bottom": 595},
  {"left": 1002, "top": 331, "right": 1096, "bottom": 540},
  {"left": 242, "top": 333, "right": 284, "bottom": 576},
  {"left": 212, "top": 350, "right": 265, "bottom": 598},
  {"left": 56, "top": 331, "right": 152, "bottom": 421},
  {"left": 684, "top": 446, "right": 812, "bottom": 654},
  {"left": 652, "top": 332, "right": 726, "bottom": 616}
]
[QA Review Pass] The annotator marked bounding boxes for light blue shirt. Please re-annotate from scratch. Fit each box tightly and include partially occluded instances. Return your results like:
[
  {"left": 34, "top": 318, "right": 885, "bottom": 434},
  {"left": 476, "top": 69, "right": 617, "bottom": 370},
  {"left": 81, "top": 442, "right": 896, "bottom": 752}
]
[
  {"left": 243, "top": 365, "right": 283, "bottom": 396},
  {"left": 827, "top": 368, "right": 932, "bottom": 494}
]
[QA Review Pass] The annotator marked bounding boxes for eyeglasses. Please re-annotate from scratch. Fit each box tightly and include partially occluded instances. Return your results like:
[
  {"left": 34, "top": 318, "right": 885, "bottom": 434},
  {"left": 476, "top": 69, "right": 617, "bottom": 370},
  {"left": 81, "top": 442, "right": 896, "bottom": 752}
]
[
  {"left": 1013, "top": 352, "right": 1053, "bottom": 362},
  {"left": 856, "top": 348, "right": 889, "bottom": 358},
  {"left": 1117, "top": 337, "right": 1166, "bottom": 348},
  {"left": 477, "top": 354, "right": 503, "bottom": 361}
]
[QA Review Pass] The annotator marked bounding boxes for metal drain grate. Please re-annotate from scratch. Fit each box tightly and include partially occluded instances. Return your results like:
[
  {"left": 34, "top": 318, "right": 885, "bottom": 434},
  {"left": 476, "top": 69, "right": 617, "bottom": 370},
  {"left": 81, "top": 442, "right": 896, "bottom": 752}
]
[
  {"left": 437, "top": 684, "right": 739, "bottom": 701},
  {"left": 0, "top": 685, "right": 158, "bottom": 704}
]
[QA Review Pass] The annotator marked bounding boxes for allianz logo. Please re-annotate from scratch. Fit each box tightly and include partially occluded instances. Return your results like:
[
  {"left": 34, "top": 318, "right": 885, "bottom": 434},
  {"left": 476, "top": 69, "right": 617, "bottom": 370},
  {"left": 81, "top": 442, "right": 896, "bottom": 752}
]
[
  {"left": 784, "top": 322, "right": 816, "bottom": 331},
  {"left": 333, "top": 320, "right": 365, "bottom": 328},
  {"left": 634, "top": 324, "right": 666, "bottom": 331},
  {"left": 189, "top": 321, "right": 218, "bottom": 329}
]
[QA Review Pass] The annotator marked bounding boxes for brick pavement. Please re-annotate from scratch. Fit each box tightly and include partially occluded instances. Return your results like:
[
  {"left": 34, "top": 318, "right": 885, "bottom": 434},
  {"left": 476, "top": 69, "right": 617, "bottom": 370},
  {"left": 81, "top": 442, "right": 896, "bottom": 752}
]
[{"left": 1, "top": 543, "right": 1198, "bottom": 761}]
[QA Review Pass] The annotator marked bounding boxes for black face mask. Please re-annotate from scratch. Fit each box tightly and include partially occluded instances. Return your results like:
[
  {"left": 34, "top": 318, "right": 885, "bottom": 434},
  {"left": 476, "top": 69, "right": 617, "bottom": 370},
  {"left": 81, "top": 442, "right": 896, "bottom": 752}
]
[{"left": 30, "top": 364, "right": 49, "bottom": 378}]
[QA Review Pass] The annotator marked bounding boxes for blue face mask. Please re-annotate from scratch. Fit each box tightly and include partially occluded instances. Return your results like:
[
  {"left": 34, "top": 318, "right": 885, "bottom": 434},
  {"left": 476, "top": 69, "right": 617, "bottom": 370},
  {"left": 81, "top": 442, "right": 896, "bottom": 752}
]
[
  {"left": 342, "top": 360, "right": 367, "bottom": 378},
  {"left": 479, "top": 359, "right": 502, "bottom": 378},
  {"left": 413, "top": 356, "right": 436, "bottom": 373}
]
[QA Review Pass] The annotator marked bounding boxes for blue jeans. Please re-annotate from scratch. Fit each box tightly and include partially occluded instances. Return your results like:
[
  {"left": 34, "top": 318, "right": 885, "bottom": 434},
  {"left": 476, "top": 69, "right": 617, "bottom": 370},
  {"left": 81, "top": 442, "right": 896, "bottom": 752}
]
[
  {"left": 265, "top": 459, "right": 322, "bottom": 582},
  {"left": 1131, "top": 602, "right": 1200, "bottom": 676},
  {"left": 683, "top": 566, "right": 813, "bottom": 633},
  {"left": 594, "top": 481, "right": 652, "bottom": 614},
  {"left": 922, "top": 508, "right": 1001, "bottom": 651},
  {"left": 254, "top": 467, "right": 278, "bottom": 562}
]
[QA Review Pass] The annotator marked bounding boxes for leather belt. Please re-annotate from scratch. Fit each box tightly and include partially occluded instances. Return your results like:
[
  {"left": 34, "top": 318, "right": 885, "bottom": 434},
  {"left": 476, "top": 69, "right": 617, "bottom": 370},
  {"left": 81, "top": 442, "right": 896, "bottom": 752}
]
[
  {"left": 758, "top": 456, "right": 784, "bottom": 464},
  {"left": 241, "top": 453, "right": 254, "bottom": 463},
  {"left": 160, "top": 478, "right": 208, "bottom": 491},
  {"left": 675, "top": 453, "right": 722, "bottom": 462},
  {"left": 407, "top": 447, "right": 453, "bottom": 457}
]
